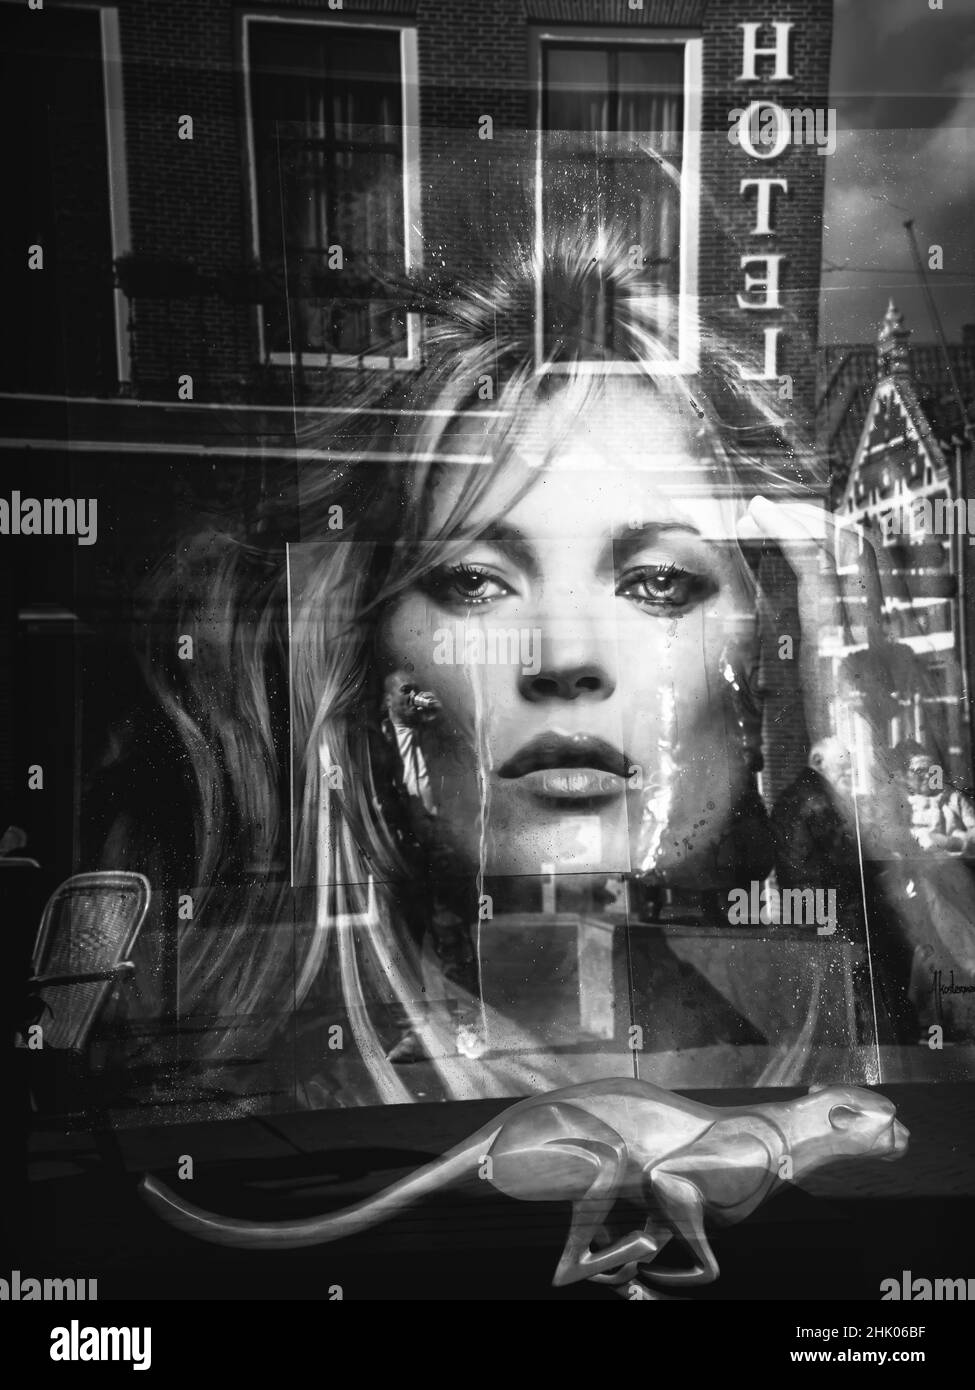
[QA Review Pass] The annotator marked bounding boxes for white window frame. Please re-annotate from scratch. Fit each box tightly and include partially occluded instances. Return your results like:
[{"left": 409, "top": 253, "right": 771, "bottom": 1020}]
[
  {"left": 100, "top": 6, "right": 132, "bottom": 388},
  {"left": 242, "top": 10, "right": 421, "bottom": 372},
  {"left": 0, "top": 0, "right": 131, "bottom": 387},
  {"left": 529, "top": 25, "right": 701, "bottom": 376}
]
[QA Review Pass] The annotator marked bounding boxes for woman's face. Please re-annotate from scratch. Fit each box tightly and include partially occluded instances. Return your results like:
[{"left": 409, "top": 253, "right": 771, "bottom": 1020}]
[{"left": 376, "top": 381, "right": 759, "bottom": 883}]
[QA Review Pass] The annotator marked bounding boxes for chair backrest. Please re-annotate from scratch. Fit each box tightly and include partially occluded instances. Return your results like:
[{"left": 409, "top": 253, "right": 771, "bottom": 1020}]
[{"left": 31, "top": 871, "right": 151, "bottom": 1052}]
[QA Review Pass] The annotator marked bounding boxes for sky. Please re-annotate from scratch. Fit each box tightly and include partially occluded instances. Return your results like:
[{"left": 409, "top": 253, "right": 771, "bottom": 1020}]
[{"left": 822, "top": 0, "right": 975, "bottom": 344}]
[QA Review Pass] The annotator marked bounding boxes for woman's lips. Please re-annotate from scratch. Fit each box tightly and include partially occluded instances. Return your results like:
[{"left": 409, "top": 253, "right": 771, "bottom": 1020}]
[
  {"left": 512, "top": 767, "right": 628, "bottom": 800},
  {"left": 496, "top": 733, "right": 632, "bottom": 804},
  {"left": 497, "top": 732, "right": 630, "bottom": 780}
]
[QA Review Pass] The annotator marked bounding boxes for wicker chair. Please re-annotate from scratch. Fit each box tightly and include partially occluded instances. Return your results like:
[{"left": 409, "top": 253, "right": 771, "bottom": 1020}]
[{"left": 23, "top": 871, "right": 150, "bottom": 1056}]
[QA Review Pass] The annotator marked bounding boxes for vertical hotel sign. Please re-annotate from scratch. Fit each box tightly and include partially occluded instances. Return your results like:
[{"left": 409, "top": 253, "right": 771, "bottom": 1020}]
[{"left": 731, "top": 21, "right": 810, "bottom": 383}]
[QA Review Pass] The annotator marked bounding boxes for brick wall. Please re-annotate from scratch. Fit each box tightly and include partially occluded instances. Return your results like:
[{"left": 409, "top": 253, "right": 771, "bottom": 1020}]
[
  {"left": 112, "top": 0, "right": 831, "bottom": 417},
  {"left": 119, "top": 0, "right": 247, "bottom": 399},
  {"left": 758, "top": 551, "right": 808, "bottom": 801},
  {"left": 699, "top": 0, "right": 832, "bottom": 420},
  {"left": 697, "top": 0, "right": 831, "bottom": 800}
]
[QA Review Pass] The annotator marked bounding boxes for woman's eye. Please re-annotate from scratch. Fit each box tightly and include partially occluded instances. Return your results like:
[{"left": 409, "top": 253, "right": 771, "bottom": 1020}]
[
  {"left": 423, "top": 563, "right": 514, "bottom": 607},
  {"left": 617, "top": 564, "right": 712, "bottom": 611}
]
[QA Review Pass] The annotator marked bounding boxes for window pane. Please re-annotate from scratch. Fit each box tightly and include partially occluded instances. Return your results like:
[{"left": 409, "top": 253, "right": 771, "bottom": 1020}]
[
  {"left": 606, "top": 154, "right": 680, "bottom": 289},
  {"left": 0, "top": 6, "right": 117, "bottom": 392},
  {"left": 544, "top": 47, "right": 609, "bottom": 134},
  {"left": 616, "top": 49, "right": 684, "bottom": 156},
  {"left": 540, "top": 43, "right": 684, "bottom": 359},
  {"left": 250, "top": 23, "right": 407, "bottom": 359}
]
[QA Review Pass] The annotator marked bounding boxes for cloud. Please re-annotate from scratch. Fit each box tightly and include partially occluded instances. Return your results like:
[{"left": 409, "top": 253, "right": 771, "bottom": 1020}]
[
  {"left": 821, "top": 111, "right": 975, "bottom": 340},
  {"left": 830, "top": 0, "right": 975, "bottom": 129},
  {"left": 821, "top": 2, "right": 975, "bottom": 342}
]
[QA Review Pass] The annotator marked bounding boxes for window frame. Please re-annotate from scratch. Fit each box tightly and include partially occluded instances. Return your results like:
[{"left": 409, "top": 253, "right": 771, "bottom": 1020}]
[
  {"left": 528, "top": 24, "right": 702, "bottom": 376},
  {"left": 242, "top": 10, "right": 421, "bottom": 372},
  {"left": 100, "top": 5, "right": 131, "bottom": 388}
]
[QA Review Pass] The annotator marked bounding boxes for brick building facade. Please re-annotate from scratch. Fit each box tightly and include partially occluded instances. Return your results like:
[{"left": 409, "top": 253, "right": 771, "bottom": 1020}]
[
  {"left": 6, "top": 0, "right": 831, "bottom": 400},
  {"left": 826, "top": 303, "right": 975, "bottom": 791},
  {"left": 2, "top": 0, "right": 833, "bottom": 879}
]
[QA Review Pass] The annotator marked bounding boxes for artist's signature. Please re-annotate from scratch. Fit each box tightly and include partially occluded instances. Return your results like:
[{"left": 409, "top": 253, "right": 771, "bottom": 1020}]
[{"left": 932, "top": 969, "right": 975, "bottom": 997}]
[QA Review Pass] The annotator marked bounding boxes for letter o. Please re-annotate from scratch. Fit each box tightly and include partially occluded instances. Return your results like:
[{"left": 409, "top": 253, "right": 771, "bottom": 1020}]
[{"left": 737, "top": 101, "right": 791, "bottom": 161}]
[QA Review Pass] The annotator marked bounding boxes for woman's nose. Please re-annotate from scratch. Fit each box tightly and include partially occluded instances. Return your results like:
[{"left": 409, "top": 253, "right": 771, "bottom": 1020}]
[{"left": 517, "top": 624, "right": 617, "bottom": 703}]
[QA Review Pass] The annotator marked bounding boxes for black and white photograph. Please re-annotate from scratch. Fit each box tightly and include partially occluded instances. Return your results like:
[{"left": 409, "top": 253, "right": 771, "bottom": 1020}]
[{"left": 2, "top": 0, "right": 975, "bottom": 1345}]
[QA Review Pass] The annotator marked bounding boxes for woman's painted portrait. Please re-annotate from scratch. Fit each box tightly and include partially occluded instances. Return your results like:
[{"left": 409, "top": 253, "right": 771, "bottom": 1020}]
[
  {"left": 7, "top": 0, "right": 975, "bottom": 1314},
  {"left": 77, "top": 226, "right": 975, "bottom": 1120}
]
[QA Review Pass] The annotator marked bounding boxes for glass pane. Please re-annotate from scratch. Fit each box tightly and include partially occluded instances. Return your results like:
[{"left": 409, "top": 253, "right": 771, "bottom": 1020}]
[
  {"left": 544, "top": 46, "right": 610, "bottom": 134},
  {"left": 250, "top": 23, "right": 405, "bottom": 358},
  {"left": 606, "top": 153, "right": 680, "bottom": 287},
  {"left": 617, "top": 48, "right": 684, "bottom": 157},
  {"left": 0, "top": 6, "right": 117, "bottom": 392},
  {"left": 541, "top": 43, "right": 684, "bottom": 359},
  {"left": 253, "top": 27, "right": 400, "bottom": 128}
]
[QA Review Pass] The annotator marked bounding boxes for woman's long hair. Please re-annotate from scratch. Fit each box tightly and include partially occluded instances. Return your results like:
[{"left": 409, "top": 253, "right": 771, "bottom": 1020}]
[{"left": 98, "top": 226, "right": 822, "bottom": 1104}]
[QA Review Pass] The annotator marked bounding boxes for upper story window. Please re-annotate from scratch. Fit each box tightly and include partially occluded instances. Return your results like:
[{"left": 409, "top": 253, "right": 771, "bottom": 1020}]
[
  {"left": 245, "top": 17, "right": 419, "bottom": 368},
  {"left": 1, "top": 2, "right": 125, "bottom": 394},
  {"left": 534, "top": 31, "right": 701, "bottom": 372}
]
